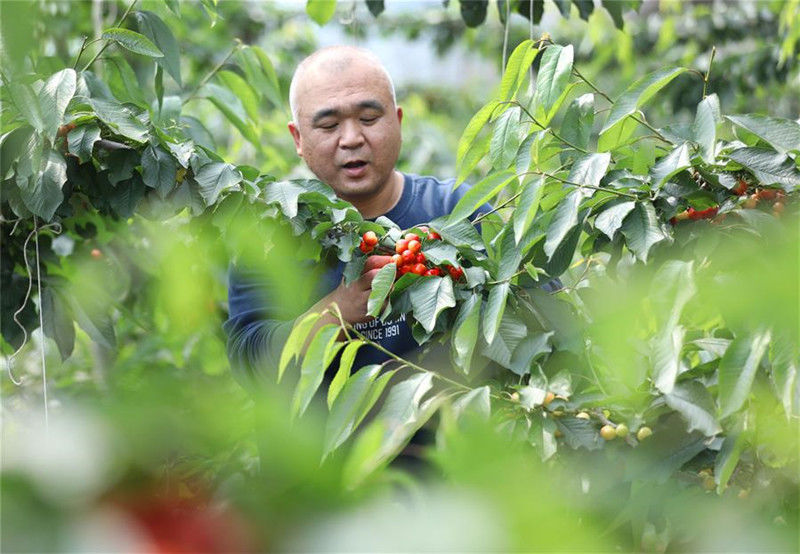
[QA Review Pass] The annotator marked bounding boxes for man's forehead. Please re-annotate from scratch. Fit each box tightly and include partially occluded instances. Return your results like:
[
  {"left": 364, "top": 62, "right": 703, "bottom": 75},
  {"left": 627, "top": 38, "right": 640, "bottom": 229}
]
[{"left": 293, "top": 57, "right": 394, "bottom": 117}]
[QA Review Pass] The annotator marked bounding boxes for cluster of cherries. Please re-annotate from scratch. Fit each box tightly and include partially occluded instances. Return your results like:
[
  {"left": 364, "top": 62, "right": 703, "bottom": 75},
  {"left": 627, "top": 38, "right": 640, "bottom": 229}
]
[
  {"left": 358, "top": 226, "right": 464, "bottom": 280},
  {"left": 670, "top": 178, "right": 787, "bottom": 225}
]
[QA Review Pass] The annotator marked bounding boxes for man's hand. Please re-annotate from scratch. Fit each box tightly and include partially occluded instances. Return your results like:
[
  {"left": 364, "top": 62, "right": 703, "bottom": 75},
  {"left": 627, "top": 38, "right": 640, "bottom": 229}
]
[{"left": 326, "top": 255, "right": 394, "bottom": 324}]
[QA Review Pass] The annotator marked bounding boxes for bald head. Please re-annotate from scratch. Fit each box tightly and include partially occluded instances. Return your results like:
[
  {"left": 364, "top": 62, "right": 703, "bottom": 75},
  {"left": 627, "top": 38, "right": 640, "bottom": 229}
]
[{"left": 289, "top": 46, "right": 397, "bottom": 122}]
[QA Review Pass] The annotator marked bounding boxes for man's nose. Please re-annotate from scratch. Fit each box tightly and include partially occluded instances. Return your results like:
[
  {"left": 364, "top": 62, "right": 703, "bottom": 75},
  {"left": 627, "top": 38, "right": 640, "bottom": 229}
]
[{"left": 338, "top": 120, "right": 365, "bottom": 149}]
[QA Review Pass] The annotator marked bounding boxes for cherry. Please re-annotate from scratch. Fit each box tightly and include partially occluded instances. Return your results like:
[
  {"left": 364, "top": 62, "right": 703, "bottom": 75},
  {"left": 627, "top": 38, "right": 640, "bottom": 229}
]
[
  {"left": 636, "top": 426, "right": 653, "bottom": 441},
  {"left": 359, "top": 241, "right": 373, "bottom": 254},
  {"left": 732, "top": 179, "right": 748, "bottom": 196},
  {"left": 447, "top": 265, "right": 464, "bottom": 281},
  {"left": 407, "top": 239, "right": 421, "bottom": 253},
  {"left": 391, "top": 254, "right": 402, "bottom": 265},
  {"left": 90, "top": 248, "right": 103, "bottom": 259},
  {"left": 615, "top": 423, "right": 629, "bottom": 438},
  {"left": 424, "top": 268, "right": 442, "bottom": 277},
  {"left": 600, "top": 425, "right": 616, "bottom": 441},
  {"left": 395, "top": 239, "right": 409, "bottom": 254},
  {"left": 427, "top": 231, "right": 442, "bottom": 240},
  {"left": 401, "top": 250, "right": 415, "bottom": 264},
  {"left": 404, "top": 233, "right": 418, "bottom": 241},
  {"left": 411, "top": 263, "right": 426, "bottom": 275},
  {"left": 415, "top": 253, "right": 425, "bottom": 264},
  {"left": 362, "top": 231, "right": 378, "bottom": 246}
]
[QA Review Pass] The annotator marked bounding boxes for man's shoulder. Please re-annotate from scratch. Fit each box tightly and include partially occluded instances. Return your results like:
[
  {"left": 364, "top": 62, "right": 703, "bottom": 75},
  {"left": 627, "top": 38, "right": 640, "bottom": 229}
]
[{"left": 404, "top": 173, "right": 469, "bottom": 215}]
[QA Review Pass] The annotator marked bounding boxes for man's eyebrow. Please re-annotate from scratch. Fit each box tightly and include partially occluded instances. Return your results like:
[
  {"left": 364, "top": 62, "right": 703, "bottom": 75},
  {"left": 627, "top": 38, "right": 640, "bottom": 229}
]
[{"left": 310, "top": 100, "right": 386, "bottom": 125}]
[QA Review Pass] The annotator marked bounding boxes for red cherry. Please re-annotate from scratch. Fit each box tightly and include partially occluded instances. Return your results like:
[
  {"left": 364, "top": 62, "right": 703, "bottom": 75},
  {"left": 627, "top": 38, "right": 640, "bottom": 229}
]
[
  {"left": 448, "top": 265, "right": 463, "bottom": 280},
  {"left": 416, "top": 253, "right": 425, "bottom": 264},
  {"left": 425, "top": 268, "right": 442, "bottom": 277},
  {"left": 395, "top": 239, "right": 408, "bottom": 254},
  {"left": 407, "top": 239, "right": 421, "bottom": 253},
  {"left": 412, "top": 263, "right": 426, "bottom": 275},
  {"left": 401, "top": 250, "right": 415, "bottom": 264},
  {"left": 427, "top": 231, "right": 441, "bottom": 240},
  {"left": 363, "top": 231, "right": 378, "bottom": 246},
  {"left": 405, "top": 233, "right": 418, "bottom": 241},
  {"left": 419, "top": 226, "right": 429, "bottom": 233},
  {"left": 399, "top": 265, "right": 411, "bottom": 275},
  {"left": 391, "top": 254, "right": 403, "bottom": 265},
  {"left": 359, "top": 241, "right": 372, "bottom": 254}
]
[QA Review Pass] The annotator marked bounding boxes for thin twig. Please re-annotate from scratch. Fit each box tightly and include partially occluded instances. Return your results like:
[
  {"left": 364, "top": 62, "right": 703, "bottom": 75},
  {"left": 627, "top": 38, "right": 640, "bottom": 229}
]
[
  {"left": 502, "top": 0, "right": 510, "bottom": 72},
  {"left": 81, "top": 0, "right": 139, "bottom": 72},
  {"left": 520, "top": 170, "right": 640, "bottom": 199},
  {"left": 501, "top": 100, "right": 590, "bottom": 154},
  {"left": 184, "top": 41, "right": 241, "bottom": 102},
  {"left": 472, "top": 191, "right": 522, "bottom": 224},
  {"left": 703, "top": 46, "right": 716, "bottom": 99}
]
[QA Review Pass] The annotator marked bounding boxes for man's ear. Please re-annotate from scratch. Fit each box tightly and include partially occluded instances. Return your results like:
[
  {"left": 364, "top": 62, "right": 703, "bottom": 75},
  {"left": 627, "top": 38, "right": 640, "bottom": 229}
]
[
  {"left": 287, "top": 122, "right": 302, "bottom": 156},
  {"left": 396, "top": 107, "right": 403, "bottom": 125}
]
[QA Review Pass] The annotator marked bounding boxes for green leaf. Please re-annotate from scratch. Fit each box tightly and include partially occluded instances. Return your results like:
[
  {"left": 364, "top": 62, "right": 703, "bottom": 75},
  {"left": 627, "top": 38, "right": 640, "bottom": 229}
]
[
  {"left": 461, "top": 0, "right": 488, "bottom": 27},
  {"left": 134, "top": 10, "right": 182, "bottom": 85},
  {"left": 498, "top": 40, "right": 538, "bottom": 102},
  {"left": 490, "top": 107, "right": 523, "bottom": 169},
  {"left": 514, "top": 132, "right": 537, "bottom": 174},
  {"left": 567, "top": 152, "right": 611, "bottom": 189},
  {"left": 432, "top": 217, "right": 484, "bottom": 250},
  {"left": 292, "top": 324, "right": 342, "bottom": 418},
  {"left": 449, "top": 169, "right": 516, "bottom": 221},
  {"left": 452, "top": 293, "right": 481, "bottom": 375},
  {"left": 67, "top": 125, "right": 101, "bottom": 164},
  {"left": 509, "top": 332, "right": 552, "bottom": 375},
  {"left": 323, "top": 363, "right": 384, "bottom": 459},
  {"left": 346, "top": 373, "right": 440, "bottom": 483},
  {"left": 7, "top": 83, "right": 44, "bottom": 132},
  {"left": 366, "top": 0, "right": 384, "bottom": 17},
  {"left": 194, "top": 162, "right": 242, "bottom": 206},
  {"left": 482, "top": 282, "right": 509, "bottom": 345},
  {"left": 692, "top": 94, "right": 720, "bottom": 163},
  {"left": 727, "top": 147, "right": 800, "bottom": 190},
  {"left": 601, "top": 67, "right": 687, "bottom": 134},
  {"left": 574, "top": 0, "right": 594, "bottom": 20},
  {"left": 620, "top": 201, "right": 669, "bottom": 263},
  {"left": 89, "top": 98, "right": 148, "bottom": 143},
  {"left": 533, "top": 44, "right": 574, "bottom": 124},
  {"left": 217, "top": 70, "right": 260, "bottom": 122},
  {"left": 456, "top": 100, "right": 499, "bottom": 181},
  {"left": 718, "top": 330, "right": 772, "bottom": 418},
  {"left": 40, "top": 285, "right": 75, "bottom": 361},
  {"left": 39, "top": 68, "right": 77, "bottom": 140},
  {"left": 18, "top": 149, "right": 66, "bottom": 221},
  {"left": 598, "top": 115, "right": 638, "bottom": 152},
  {"left": 726, "top": 114, "right": 800, "bottom": 154},
  {"left": 262, "top": 180, "right": 307, "bottom": 218},
  {"left": 715, "top": 431, "right": 746, "bottom": 493},
  {"left": 544, "top": 189, "right": 585, "bottom": 259},
  {"left": 68, "top": 288, "right": 116, "bottom": 349},
  {"left": 770, "top": 332, "right": 798, "bottom": 418},
  {"left": 306, "top": 0, "right": 337, "bottom": 25},
  {"left": 561, "top": 93, "right": 595, "bottom": 152},
  {"left": 278, "top": 312, "right": 321, "bottom": 381},
  {"left": 422, "top": 243, "right": 459, "bottom": 266},
  {"left": 101, "top": 27, "right": 163, "bottom": 57},
  {"left": 513, "top": 175, "right": 546, "bottom": 244},
  {"left": 483, "top": 311, "right": 527, "bottom": 367},
  {"left": 201, "top": 83, "right": 260, "bottom": 144},
  {"left": 103, "top": 57, "right": 148, "bottom": 108},
  {"left": 594, "top": 200, "right": 636, "bottom": 240},
  {"left": 367, "top": 263, "right": 396, "bottom": 317},
  {"left": 650, "top": 143, "right": 691, "bottom": 189},
  {"left": 327, "top": 340, "right": 365, "bottom": 408},
  {"left": 237, "top": 46, "right": 282, "bottom": 109},
  {"left": 664, "top": 380, "right": 722, "bottom": 437},
  {"left": 141, "top": 144, "right": 178, "bottom": 199},
  {"left": 452, "top": 386, "right": 491, "bottom": 420},
  {"left": 556, "top": 416, "right": 602, "bottom": 450},
  {"left": 408, "top": 275, "right": 456, "bottom": 333}
]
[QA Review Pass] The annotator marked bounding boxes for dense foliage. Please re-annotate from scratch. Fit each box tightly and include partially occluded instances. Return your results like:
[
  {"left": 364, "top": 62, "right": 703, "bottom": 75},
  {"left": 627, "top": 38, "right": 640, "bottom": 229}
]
[{"left": 2, "top": 1, "right": 798, "bottom": 551}]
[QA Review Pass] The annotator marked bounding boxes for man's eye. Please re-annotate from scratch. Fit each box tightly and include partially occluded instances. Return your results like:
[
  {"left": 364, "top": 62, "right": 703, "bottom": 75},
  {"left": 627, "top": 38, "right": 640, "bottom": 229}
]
[
  {"left": 361, "top": 117, "right": 378, "bottom": 124},
  {"left": 319, "top": 123, "right": 338, "bottom": 130}
]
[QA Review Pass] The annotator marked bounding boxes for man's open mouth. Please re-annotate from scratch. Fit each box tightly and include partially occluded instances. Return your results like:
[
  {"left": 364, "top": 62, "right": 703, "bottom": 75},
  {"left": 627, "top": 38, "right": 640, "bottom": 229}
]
[{"left": 342, "top": 161, "right": 367, "bottom": 169}]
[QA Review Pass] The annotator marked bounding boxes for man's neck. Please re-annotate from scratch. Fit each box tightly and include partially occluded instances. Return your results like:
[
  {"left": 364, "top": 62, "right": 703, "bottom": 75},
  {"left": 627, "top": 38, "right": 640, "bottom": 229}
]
[{"left": 349, "top": 170, "right": 405, "bottom": 219}]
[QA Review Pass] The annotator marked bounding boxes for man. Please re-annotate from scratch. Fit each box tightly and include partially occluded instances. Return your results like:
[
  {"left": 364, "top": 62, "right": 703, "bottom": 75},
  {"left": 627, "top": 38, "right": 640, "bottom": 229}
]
[{"left": 225, "top": 46, "right": 490, "bottom": 383}]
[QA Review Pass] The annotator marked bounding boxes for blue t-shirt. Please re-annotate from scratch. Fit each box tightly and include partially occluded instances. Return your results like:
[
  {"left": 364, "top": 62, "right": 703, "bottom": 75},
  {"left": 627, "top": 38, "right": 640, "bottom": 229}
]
[{"left": 224, "top": 173, "right": 489, "bottom": 385}]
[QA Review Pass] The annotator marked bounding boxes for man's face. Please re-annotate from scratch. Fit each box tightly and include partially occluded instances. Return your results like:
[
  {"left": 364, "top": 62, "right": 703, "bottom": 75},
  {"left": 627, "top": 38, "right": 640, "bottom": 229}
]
[{"left": 288, "top": 60, "right": 403, "bottom": 202}]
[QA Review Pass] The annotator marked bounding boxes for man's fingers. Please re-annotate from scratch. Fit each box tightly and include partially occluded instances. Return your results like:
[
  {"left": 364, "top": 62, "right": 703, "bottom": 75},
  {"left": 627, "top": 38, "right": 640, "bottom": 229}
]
[
  {"left": 363, "top": 255, "right": 394, "bottom": 273},
  {"left": 359, "top": 268, "right": 384, "bottom": 289}
]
